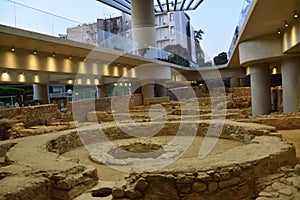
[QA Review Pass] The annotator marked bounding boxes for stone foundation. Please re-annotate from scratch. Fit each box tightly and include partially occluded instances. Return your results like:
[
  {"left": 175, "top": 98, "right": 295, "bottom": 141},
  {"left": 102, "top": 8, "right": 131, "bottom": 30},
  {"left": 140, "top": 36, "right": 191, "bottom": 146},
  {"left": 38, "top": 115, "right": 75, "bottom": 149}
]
[
  {"left": 111, "top": 136, "right": 295, "bottom": 200},
  {"left": 238, "top": 112, "right": 300, "bottom": 130},
  {"left": 0, "top": 104, "right": 60, "bottom": 127}
]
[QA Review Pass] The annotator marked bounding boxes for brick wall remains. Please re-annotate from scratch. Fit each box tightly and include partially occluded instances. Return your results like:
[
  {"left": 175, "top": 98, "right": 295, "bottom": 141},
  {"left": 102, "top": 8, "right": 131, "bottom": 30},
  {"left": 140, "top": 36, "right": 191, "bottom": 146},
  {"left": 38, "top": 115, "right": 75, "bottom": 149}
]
[{"left": 0, "top": 104, "right": 60, "bottom": 127}]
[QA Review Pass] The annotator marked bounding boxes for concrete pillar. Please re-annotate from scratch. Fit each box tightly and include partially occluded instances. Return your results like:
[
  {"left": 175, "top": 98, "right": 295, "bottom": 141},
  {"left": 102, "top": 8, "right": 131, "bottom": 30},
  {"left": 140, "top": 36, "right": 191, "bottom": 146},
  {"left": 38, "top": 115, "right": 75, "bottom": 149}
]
[
  {"left": 131, "top": 81, "right": 142, "bottom": 94},
  {"left": 230, "top": 77, "right": 240, "bottom": 87},
  {"left": 141, "top": 82, "right": 155, "bottom": 98},
  {"left": 33, "top": 84, "right": 48, "bottom": 103},
  {"left": 131, "top": 0, "right": 171, "bottom": 100},
  {"left": 250, "top": 64, "right": 271, "bottom": 116},
  {"left": 281, "top": 57, "right": 300, "bottom": 113},
  {"left": 131, "top": 0, "right": 156, "bottom": 55},
  {"left": 155, "top": 81, "right": 167, "bottom": 97}
]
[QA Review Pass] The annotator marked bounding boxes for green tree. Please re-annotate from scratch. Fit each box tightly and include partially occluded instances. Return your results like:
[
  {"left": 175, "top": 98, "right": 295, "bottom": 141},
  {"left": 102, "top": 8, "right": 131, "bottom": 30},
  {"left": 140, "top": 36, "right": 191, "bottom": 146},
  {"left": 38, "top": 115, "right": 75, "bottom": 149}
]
[
  {"left": 213, "top": 52, "right": 228, "bottom": 65},
  {"left": 164, "top": 44, "right": 190, "bottom": 67}
]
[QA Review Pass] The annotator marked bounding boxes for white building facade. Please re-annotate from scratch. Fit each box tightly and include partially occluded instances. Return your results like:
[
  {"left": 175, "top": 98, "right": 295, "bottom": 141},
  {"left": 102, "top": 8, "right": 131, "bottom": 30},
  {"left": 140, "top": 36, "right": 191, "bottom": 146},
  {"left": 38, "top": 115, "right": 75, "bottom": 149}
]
[
  {"left": 155, "top": 12, "right": 196, "bottom": 62},
  {"left": 65, "top": 11, "right": 197, "bottom": 62}
]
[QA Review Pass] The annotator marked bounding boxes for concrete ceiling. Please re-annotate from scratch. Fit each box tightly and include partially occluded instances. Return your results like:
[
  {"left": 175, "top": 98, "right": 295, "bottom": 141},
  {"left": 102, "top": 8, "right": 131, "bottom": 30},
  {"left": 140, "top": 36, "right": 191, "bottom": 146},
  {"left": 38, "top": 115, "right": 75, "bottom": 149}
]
[
  {"left": 0, "top": 25, "right": 156, "bottom": 67},
  {"left": 228, "top": 0, "right": 300, "bottom": 67}
]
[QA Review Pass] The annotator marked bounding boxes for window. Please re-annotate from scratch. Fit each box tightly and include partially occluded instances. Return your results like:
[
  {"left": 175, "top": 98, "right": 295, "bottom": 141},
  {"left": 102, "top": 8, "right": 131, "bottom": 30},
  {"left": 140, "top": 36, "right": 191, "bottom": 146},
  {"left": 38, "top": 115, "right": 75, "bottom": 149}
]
[
  {"left": 169, "top": 13, "right": 174, "bottom": 22},
  {"left": 171, "top": 40, "right": 175, "bottom": 45},
  {"left": 170, "top": 26, "right": 175, "bottom": 35},
  {"left": 159, "top": 16, "right": 164, "bottom": 26}
]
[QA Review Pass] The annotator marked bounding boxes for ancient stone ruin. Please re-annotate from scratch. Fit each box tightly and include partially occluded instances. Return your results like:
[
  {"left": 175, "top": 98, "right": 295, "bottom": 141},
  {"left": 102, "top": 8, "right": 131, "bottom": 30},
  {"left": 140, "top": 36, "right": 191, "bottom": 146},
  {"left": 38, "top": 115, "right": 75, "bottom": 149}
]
[{"left": 0, "top": 87, "right": 299, "bottom": 200}]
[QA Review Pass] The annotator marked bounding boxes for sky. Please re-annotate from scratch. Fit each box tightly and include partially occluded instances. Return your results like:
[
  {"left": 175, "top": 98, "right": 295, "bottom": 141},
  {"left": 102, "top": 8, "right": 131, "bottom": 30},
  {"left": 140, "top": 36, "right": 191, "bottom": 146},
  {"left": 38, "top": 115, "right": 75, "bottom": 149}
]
[{"left": 0, "top": 0, "right": 245, "bottom": 59}]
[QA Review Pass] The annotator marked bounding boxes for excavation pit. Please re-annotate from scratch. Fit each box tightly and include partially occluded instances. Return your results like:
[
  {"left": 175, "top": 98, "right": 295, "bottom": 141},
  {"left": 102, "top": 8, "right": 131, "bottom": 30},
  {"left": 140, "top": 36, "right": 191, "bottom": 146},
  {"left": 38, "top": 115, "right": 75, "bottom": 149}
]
[{"left": 0, "top": 120, "right": 296, "bottom": 200}]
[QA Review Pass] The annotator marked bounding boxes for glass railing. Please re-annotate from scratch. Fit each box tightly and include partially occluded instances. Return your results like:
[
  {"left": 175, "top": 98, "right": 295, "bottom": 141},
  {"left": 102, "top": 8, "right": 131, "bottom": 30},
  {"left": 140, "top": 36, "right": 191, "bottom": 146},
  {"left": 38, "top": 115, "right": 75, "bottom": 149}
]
[
  {"left": 227, "top": 0, "right": 254, "bottom": 59},
  {"left": 0, "top": 0, "right": 82, "bottom": 38}
]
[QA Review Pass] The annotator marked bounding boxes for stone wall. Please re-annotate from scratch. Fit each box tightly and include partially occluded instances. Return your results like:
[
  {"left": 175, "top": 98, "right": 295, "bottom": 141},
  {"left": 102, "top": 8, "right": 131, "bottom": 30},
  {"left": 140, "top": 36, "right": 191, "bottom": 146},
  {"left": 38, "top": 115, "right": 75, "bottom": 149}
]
[
  {"left": 81, "top": 120, "right": 277, "bottom": 145},
  {"left": 94, "top": 136, "right": 295, "bottom": 200},
  {"left": 1, "top": 130, "right": 98, "bottom": 200},
  {"left": 0, "top": 104, "right": 60, "bottom": 128},
  {"left": 70, "top": 94, "right": 143, "bottom": 122},
  {"left": 228, "top": 87, "right": 251, "bottom": 97},
  {"left": 238, "top": 113, "right": 300, "bottom": 130}
]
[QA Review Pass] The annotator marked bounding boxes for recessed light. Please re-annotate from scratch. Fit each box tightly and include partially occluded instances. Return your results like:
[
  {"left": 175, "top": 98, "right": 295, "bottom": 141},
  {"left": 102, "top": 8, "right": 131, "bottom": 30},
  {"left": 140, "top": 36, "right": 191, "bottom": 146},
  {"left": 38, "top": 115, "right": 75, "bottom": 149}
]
[
  {"left": 277, "top": 29, "right": 281, "bottom": 35},
  {"left": 294, "top": 11, "right": 298, "bottom": 18},
  {"left": 284, "top": 20, "right": 288, "bottom": 27}
]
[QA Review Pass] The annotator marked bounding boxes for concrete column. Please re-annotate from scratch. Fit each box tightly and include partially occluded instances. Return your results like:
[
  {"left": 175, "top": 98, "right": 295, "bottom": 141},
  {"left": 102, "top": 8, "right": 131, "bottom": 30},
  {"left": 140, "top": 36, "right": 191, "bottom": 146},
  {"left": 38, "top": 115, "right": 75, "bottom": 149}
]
[
  {"left": 155, "top": 81, "right": 167, "bottom": 97},
  {"left": 141, "top": 82, "right": 155, "bottom": 98},
  {"left": 33, "top": 84, "right": 48, "bottom": 103},
  {"left": 131, "top": 0, "right": 156, "bottom": 55},
  {"left": 281, "top": 57, "right": 300, "bottom": 113},
  {"left": 230, "top": 77, "right": 240, "bottom": 87},
  {"left": 131, "top": 81, "right": 142, "bottom": 94},
  {"left": 250, "top": 64, "right": 271, "bottom": 116}
]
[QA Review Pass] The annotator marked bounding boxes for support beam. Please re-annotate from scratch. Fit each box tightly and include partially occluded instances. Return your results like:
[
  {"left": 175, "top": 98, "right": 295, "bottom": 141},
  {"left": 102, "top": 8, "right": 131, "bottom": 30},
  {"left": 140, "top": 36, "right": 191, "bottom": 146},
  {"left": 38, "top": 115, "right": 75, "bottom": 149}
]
[
  {"left": 250, "top": 64, "right": 271, "bottom": 116},
  {"left": 281, "top": 57, "right": 300, "bottom": 113},
  {"left": 33, "top": 84, "right": 49, "bottom": 104}
]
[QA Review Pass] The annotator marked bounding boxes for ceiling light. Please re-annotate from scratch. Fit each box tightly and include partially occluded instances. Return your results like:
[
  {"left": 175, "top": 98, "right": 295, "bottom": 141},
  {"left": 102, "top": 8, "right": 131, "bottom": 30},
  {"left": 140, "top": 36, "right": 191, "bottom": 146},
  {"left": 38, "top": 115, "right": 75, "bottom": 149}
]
[
  {"left": 52, "top": 52, "right": 56, "bottom": 57},
  {"left": 69, "top": 55, "right": 72, "bottom": 60},
  {"left": 277, "top": 29, "right": 281, "bottom": 35},
  {"left": 294, "top": 11, "right": 298, "bottom": 18},
  {"left": 284, "top": 20, "right": 288, "bottom": 27},
  {"left": 11, "top": 46, "right": 15, "bottom": 52},
  {"left": 20, "top": 72, "right": 25, "bottom": 75}
]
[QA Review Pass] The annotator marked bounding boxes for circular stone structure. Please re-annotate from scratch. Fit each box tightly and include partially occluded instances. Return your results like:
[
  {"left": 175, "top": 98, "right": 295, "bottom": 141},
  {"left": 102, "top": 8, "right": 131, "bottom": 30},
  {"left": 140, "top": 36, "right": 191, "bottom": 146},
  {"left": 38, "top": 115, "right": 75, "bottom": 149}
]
[
  {"left": 0, "top": 119, "right": 294, "bottom": 200},
  {"left": 88, "top": 138, "right": 184, "bottom": 167}
]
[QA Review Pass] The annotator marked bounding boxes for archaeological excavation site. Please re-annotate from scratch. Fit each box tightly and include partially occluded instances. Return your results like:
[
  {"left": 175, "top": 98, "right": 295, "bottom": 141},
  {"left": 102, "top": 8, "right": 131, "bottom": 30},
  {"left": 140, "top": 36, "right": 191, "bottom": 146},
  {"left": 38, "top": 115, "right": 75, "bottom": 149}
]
[
  {"left": 1, "top": 0, "right": 300, "bottom": 199},
  {"left": 0, "top": 87, "right": 300, "bottom": 200}
]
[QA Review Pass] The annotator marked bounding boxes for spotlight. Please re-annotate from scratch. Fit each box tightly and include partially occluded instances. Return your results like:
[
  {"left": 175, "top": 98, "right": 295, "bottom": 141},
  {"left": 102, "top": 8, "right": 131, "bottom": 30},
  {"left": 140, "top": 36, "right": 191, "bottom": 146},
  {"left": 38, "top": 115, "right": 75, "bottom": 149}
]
[
  {"left": 52, "top": 52, "right": 56, "bottom": 57},
  {"left": 69, "top": 55, "right": 72, "bottom": 60},
  {"left": 20, "top": 72, "right": 24, "bottom": 75},
  {"left": 284, "top": 20, "right": 288, "bottom": 27},
  {"left": 277, "top": 29, "right": 281, "bottom": 35},
  {"left": 294, "top": 11, "right": 298, "bottom": 18},
  {"left": 11, "top": 46, "right": 15, "bottom": 52},
  {"left": 33, "top": 49, "right": 37, "bottom": 55}
]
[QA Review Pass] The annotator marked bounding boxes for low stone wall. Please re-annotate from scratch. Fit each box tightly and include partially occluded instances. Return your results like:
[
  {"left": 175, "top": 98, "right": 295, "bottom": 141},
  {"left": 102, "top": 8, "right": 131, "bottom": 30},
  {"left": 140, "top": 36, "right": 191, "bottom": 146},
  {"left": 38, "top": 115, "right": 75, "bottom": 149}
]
[
  {"left": 0, "top": 104, "right": 60, "bottom": 127},
  {"left": 0, "top": 130, "right": 98, "bottom": 200},
  {"left": 228, "top": 87, "right": 251, "bottom": 97},
  {"left": 70, "top": 94, "right": 143, "bottom": 122},
  {"left": 144, "top": 96, "right": 170, "bottom": 105},
  {"left": 106, "top": 136, "right": 295, "bottom": 200},
  {"left": 94, "top": 136, "right": 295, "bottom": 200},
  {"left": 238, "top": 113, "right": 300, "bottom": 130},
  {"left": 81, "top": 120, "right": 277, "bottom": 145}
]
